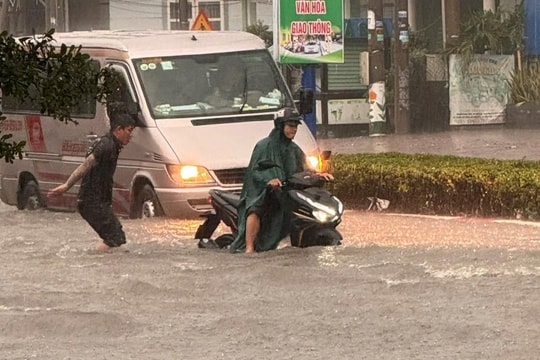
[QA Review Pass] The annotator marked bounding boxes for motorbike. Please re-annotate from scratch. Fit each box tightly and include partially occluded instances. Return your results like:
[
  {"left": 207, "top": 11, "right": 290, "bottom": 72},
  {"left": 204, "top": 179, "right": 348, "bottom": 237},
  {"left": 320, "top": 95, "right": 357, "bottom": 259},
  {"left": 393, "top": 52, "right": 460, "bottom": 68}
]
[{"left": 195, "top": 161, "right": 344, "bottom": 250}]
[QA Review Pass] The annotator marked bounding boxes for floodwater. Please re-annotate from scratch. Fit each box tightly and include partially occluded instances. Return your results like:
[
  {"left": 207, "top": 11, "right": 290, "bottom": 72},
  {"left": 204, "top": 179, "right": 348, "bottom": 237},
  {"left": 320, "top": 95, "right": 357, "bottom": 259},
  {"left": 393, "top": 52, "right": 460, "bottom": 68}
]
[
  {"left": 1, "top": 127, "right": 540, "bottom": 359},
  {"left": 1, "top": 200, "right": 539, "bottom": 359}
]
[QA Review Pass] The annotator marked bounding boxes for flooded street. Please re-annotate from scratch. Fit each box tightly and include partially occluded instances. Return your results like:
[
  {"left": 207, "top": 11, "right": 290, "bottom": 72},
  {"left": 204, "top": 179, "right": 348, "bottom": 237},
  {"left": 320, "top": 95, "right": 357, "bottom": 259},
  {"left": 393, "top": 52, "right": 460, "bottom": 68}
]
[
  {"left": 1, "top": 199, "right": 539, "bottom": 359},
  {"left": 2, "top": 127, "right": 540, "bottom": 359}
]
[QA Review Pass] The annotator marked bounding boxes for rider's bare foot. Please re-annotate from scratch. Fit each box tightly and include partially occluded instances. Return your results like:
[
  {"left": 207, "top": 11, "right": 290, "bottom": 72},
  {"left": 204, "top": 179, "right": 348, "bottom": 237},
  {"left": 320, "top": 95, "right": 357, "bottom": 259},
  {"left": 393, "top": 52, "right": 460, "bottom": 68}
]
[
  {"left": 277, "top": 236, "right": 290, "bottom": 250},
  {"left": 245, "top": 247, "right": 256, "bottom": 254},
  {"left": 96, "top": 241, "right": 112, "bottom": 253}
]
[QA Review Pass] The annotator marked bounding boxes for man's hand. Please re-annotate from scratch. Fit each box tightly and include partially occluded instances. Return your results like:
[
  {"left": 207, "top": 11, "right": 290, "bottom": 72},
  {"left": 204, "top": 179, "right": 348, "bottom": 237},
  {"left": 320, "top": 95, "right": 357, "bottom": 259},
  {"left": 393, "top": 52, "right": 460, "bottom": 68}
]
[
  {"left": 47, "top": 184, "right": 69, "bottom": 198},
  {"left": 267, "top": 178, "right": 282, "bottom": 187}
]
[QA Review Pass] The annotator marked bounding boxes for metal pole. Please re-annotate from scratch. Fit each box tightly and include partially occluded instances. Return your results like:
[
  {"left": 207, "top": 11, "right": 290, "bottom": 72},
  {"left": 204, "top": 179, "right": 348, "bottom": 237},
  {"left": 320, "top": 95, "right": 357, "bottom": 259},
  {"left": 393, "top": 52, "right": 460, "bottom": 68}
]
[
  {"left": 368, "top": 0, "right": 386, "bottom": 136},
  {"left": 394, "top": 0, "right": 410, "bottom": 134},
  {"left": 242, "top": 0, "right": 248, "bottom": 30},
  {"left": 273, "top": 0, "right": 279, "bottom": 61},
  {"left": 441, "top": 0, "right": 446, "bottom": 49},
  {"left": 408, "top": 0, "right": 416, "bottom": 32},
  {"left": 444, "top": 0, "right": 460, "bottom": 49}
]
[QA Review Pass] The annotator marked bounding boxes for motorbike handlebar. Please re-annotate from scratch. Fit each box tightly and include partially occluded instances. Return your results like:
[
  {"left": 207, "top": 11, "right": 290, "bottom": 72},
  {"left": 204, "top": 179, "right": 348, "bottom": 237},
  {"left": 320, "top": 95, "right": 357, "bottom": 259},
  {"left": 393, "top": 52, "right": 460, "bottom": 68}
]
[{"left": 267, "top": 172, "right": 331, "bottom": 191}]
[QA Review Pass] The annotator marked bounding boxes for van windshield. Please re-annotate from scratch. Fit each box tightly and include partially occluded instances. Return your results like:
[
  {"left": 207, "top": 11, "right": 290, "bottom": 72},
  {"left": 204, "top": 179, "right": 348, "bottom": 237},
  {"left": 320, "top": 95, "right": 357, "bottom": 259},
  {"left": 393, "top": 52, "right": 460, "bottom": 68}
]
[{"left": 133, "top": 50, "right": 294, "bottom": 118}]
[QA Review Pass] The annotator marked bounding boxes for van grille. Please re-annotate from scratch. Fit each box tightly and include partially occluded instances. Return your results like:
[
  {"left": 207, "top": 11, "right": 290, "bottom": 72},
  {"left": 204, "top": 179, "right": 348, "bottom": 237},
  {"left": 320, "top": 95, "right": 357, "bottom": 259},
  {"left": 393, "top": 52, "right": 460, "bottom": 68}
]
[{"left": 213, "top": 168, "right": 246, "bottom": 185}]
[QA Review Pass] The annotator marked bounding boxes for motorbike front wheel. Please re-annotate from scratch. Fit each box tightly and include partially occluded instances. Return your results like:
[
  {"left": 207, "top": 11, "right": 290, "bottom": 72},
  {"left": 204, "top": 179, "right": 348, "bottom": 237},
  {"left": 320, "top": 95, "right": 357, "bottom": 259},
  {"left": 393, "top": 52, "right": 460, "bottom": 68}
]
[
  {"left": 215, "top": 234, "right": 235, "bottom": 249},
  {"left": 295, "top": 227, "right": 342, "bottom": 247}
]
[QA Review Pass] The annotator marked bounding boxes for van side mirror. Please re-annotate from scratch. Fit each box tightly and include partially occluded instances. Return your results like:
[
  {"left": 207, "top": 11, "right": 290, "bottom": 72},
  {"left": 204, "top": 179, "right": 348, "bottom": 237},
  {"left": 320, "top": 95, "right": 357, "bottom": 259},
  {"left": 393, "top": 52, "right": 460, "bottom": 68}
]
[
  {"left": 321, "top": 150, "right": 332, "bottom": 160},
  {"left": 108, "top": 101, "right": 145, "bottom": 128},
  {"left": 295, "top": 88, "right": 314, "bottom": 115},
  {"left": 127, "top": 102, "right": 145, "bottom": 127}
]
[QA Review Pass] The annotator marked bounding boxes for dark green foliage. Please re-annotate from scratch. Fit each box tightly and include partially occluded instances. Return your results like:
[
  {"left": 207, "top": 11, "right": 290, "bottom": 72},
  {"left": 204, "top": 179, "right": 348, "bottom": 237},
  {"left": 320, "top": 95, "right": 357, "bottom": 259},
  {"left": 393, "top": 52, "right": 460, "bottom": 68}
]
[
  {"left": 246, "top": 20, "right": 273, "bottom": 48},
  {"left": 0, "top": 29, "right": 119, "bottom": 162},
  {"left": 329, "top": 153, "right": 540, "bottom": 220},
  {"left": 444, "top": 5, "right": 524, "bottom": 61}
]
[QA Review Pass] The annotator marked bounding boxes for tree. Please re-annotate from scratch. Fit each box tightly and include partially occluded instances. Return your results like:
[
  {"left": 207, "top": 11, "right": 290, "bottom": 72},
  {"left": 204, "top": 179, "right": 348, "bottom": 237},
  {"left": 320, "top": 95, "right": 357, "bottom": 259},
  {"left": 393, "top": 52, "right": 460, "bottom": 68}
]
[
  {"left": 246, "top": 20, "right": 273, "bottom": 48},
  {"left": 0, "top": 29, "right": 118, "bottom": 162},
  {"left": 444, "top": 5, "right": 524, "bottom": 68}
]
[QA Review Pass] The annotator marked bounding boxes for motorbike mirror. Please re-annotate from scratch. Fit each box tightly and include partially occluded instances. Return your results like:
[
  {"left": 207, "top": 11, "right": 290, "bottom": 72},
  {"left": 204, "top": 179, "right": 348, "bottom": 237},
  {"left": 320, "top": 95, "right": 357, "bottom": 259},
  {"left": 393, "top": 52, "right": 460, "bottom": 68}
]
[
  {"left": 257, "top": 160, "right": 279, "bottom": 170},
  {"left": 321, "top": 150, "right": 332, "bottom": 161}
]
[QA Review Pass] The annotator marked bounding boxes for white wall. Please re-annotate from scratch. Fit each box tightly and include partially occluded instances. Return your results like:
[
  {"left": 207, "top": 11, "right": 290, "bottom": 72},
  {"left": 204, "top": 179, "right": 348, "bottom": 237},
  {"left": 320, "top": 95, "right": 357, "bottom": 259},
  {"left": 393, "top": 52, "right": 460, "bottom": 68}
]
[
  {"left": 223, "top": 1, "right": 273, "bottom": 31},
  {"left": 109, "top": 0, "right": 166, "bottom": 30},
  {"left": 499, "top": 0, "right": 521, "bottom": 12}
]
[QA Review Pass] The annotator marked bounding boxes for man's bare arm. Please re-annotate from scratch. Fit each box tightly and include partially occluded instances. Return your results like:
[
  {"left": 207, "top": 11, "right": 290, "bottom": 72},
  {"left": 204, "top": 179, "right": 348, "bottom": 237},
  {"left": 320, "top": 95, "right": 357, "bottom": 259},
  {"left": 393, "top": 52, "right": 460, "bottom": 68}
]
[
  {"left": 65, "top": 154, "right": 96, "bottom": 189},
  {"left": 47, "top": 154, "right": 97, "bottom": 197}
]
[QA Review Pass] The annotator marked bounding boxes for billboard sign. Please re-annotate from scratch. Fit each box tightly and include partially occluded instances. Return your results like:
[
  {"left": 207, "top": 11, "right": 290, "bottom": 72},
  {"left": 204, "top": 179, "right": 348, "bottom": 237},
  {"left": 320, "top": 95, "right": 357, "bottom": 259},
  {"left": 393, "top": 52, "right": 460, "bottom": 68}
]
[{"left": 278, "top": 0, "right": 344, "bottom": 64}]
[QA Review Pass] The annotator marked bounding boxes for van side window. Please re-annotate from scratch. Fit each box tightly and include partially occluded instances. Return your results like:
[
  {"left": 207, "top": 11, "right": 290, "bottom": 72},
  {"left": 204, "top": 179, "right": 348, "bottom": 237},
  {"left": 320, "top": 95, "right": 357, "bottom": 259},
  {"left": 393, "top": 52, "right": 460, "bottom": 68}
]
[
  {"left": 106, "top": 63, "right": 139, "bottom": 118},
  {"left": 1, "top": 60, "right": 99, "bottom": 118}
]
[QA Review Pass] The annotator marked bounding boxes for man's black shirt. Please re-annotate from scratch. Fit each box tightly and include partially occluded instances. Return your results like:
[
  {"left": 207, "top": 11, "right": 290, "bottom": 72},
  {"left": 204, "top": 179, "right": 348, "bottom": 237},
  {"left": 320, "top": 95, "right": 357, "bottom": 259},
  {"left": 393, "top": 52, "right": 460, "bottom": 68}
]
[{"left": 78, "top": 132, "right": 122, "bottom": 205}]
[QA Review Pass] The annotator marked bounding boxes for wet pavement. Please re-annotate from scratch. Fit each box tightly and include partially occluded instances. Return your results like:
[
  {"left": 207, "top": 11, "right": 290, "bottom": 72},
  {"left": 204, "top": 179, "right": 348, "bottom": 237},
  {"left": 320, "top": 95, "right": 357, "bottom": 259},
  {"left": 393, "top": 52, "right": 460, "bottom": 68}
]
[{"left": 318, "top": 126, "right": 540, "bottom": 160}]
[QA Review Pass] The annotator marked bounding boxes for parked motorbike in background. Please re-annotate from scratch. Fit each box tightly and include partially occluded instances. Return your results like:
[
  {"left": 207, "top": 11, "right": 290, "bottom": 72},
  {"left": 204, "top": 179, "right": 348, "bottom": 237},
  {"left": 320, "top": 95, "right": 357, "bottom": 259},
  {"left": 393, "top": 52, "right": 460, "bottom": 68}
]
[{"left": 195, "top": 160, "right": 344, "bottom": 250}]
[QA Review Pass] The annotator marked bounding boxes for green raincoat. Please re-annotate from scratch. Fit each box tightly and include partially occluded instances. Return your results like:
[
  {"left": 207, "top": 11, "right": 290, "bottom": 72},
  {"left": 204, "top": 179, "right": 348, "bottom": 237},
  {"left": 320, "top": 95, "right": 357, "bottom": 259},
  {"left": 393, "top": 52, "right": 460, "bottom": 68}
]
[{"left": 229, "top": 121, "right": 307, "bottom": 253}]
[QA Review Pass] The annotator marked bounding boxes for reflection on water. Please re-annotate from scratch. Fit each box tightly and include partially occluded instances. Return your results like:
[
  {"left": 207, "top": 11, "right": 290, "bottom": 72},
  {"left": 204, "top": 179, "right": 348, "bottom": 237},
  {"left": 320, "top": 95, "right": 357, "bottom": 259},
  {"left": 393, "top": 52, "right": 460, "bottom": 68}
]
[{"left": 0, "top": 201, "right": 227, "bottom": 250}]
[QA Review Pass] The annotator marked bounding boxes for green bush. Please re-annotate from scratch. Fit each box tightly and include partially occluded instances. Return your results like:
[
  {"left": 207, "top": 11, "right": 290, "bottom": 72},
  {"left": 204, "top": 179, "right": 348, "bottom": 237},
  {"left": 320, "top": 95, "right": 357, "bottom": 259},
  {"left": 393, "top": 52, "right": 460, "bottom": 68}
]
[{"left": 329, "top": 153, "right": 540, "bottom": 220}]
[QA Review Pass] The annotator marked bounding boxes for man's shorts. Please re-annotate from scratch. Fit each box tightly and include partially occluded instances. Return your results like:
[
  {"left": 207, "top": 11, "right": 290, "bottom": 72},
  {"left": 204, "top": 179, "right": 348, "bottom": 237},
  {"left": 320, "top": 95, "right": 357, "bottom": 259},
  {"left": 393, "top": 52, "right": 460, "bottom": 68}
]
[{"left": 77, "top": 202, "right": 126, "bottom": 247}]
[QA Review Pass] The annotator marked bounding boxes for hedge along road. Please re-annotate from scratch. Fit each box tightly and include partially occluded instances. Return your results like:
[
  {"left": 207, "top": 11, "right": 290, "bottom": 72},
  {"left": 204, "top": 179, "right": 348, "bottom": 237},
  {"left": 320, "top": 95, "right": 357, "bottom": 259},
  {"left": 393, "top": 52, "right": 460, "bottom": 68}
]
[{"left": 1, "top": 126, "right": 540, "bottom": 359}]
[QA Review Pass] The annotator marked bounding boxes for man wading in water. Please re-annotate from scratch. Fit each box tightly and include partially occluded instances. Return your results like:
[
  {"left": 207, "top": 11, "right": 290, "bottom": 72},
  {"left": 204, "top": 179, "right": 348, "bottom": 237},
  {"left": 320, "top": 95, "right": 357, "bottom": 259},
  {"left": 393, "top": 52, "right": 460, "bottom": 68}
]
[{"left": 47, "top": 113, "right": 137, "bottom": 252}]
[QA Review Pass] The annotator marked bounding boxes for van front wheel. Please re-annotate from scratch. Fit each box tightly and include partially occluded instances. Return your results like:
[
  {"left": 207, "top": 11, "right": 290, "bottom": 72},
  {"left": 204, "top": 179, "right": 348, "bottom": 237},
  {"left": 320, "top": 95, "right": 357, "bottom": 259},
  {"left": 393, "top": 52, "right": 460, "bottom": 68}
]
[
  {"left": 131, "top": 184, "right": 163, "bottom": 219},
  {"left": 17, "top": 180, "right": 44, "bottom": 211}
]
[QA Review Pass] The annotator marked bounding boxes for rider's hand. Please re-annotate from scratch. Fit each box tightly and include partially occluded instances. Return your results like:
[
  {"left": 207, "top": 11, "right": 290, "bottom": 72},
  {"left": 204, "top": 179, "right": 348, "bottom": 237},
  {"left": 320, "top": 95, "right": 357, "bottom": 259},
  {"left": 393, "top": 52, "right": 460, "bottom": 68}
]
[
  {"left": 318, "top": 172, "right": 334, "bottom": 181},
  {"left": 267, "top": 178, "right": 282, "bottom": 188}
]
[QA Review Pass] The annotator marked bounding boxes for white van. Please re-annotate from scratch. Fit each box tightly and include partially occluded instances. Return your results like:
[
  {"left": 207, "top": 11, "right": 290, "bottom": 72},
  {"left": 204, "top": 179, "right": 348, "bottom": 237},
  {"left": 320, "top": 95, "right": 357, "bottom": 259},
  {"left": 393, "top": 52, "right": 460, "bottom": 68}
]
[{"left": 0, "top": 30, "right": 323, "bottom": 219}]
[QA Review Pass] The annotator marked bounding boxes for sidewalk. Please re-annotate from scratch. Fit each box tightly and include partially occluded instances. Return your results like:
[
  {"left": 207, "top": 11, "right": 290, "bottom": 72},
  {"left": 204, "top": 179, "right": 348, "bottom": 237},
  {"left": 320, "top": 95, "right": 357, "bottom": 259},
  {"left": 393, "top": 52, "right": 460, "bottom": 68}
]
[{"left": 317, "top": 126, "right": 540, "bottom": 161}]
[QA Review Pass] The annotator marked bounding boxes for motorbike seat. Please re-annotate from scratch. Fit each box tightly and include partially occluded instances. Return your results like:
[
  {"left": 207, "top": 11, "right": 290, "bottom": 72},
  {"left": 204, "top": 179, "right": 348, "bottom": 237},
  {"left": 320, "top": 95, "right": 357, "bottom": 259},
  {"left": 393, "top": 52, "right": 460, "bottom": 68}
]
[{"left": 219, "top": 191, "right": 241, "bottom": 208}]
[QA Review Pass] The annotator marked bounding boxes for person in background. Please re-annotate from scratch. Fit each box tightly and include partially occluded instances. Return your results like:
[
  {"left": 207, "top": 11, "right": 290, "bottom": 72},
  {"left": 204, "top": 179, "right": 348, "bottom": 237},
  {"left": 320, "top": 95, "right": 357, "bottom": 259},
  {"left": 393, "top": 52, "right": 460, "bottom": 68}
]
[
  {"left": 204, "top": 59, "right": 246, "bottom": 108},
  {"left": 229, "top": 109, "right": 333, "bottom": 254},
  {"left": 47, "top": 113, "right": 137, "bottom": 253}
]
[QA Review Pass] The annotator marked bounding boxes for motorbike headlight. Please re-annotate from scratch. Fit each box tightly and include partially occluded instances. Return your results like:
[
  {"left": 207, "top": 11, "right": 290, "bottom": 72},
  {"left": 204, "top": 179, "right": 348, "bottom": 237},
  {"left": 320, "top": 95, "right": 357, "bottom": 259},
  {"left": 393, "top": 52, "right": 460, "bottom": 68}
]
[
  {"left": 334, "top": 197, "right": 344, "bottom": 217},
  {"left": 298, "top": 192, "right": 340, "bottom": 223},
  {"left": 166, "top": 164, "right": 216, "bottom": 185},
  {"left": 313, "top": 208, "right": 338, "bottom": 223}
]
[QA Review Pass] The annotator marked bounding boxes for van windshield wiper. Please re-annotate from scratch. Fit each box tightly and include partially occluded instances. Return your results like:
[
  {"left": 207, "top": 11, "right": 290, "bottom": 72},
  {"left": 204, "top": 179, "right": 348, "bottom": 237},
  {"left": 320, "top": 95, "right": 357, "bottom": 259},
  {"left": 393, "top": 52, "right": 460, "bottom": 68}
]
[{"left": 239, "top": 69, "right": 248, "bottom": 113}]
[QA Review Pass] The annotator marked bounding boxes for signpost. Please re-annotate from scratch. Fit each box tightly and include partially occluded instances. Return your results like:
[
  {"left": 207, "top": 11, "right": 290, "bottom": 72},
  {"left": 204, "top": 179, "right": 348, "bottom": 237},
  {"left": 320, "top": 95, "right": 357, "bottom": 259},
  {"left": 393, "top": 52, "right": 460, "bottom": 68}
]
[{"left": 191, "top": 10, "right": 213, "bottom": 31}]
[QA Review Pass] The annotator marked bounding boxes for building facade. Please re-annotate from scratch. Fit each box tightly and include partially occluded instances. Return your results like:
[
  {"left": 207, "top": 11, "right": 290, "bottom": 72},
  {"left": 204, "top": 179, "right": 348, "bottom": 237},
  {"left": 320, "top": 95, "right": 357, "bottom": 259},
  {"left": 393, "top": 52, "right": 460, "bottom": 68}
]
[{"left": 0, "top": 0, "right": 526, "bottom": 136}]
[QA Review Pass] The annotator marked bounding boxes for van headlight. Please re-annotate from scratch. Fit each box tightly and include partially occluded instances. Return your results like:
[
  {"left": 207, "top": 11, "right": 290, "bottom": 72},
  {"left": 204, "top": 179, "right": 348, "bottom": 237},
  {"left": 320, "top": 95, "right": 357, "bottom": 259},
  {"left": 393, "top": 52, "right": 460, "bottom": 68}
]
[{"left": 166, "top": 164, "right": 216, "bottom": 185}]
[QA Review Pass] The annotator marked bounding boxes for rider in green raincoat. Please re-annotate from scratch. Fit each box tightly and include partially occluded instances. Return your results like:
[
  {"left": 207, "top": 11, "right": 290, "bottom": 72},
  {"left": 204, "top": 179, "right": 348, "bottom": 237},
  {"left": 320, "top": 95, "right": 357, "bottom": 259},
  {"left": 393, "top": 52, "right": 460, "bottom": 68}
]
[{"left": 229, "top": 110, "right": 307, "bottom": 253}]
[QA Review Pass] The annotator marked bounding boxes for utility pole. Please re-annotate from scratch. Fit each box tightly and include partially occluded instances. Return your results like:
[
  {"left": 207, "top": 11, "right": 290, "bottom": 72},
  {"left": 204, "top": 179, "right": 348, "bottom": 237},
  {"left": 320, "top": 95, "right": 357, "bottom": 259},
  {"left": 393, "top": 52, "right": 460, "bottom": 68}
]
[
  {"left": 367, "top": 0, "right": 386, "bottom": 136},
  {"left": 47, "top": 0, "right": 66, "bottom": 31},
  {"left": 443, "top": 0, "right": 460, "bottom": 50},
  {"left": 393, "top": 0, "right": 410, "bottom": 133}
]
